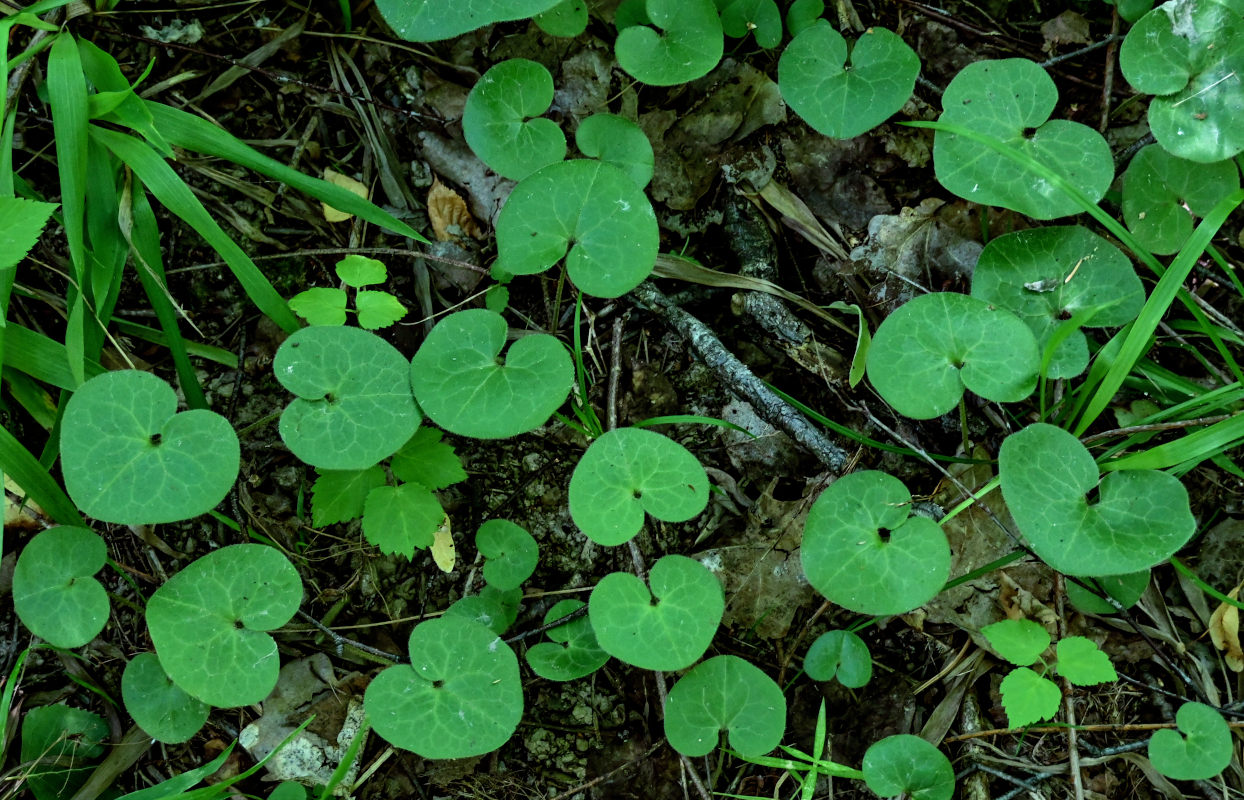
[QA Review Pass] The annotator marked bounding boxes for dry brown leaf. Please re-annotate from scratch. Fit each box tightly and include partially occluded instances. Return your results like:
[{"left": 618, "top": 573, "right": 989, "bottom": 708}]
[
  {"left": 4, "top": 475, "right": 45, "bottom": 533},
  {"left": 427, "top": 178, "right": 483, "bottom": 241},
  {"left": 321, "top": 168, "right": 368, "bottom": 223},
  {"left": 1209, "top": 583, "right": 1244, "bottom": 672},
  {"left": 431, "top": 515, "right": 456, "bottom": 573}
]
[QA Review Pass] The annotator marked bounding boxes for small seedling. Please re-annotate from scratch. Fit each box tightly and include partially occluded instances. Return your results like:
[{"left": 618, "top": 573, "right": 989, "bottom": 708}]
[
  {"left": 476, "top": 519, "right": 540, "bottom": 590},
  {"left": 288, "top": 255, "right": 407, "bottom": 330},
  {"left": 525, "top": 600, "right": 611, "bottom": 681},
  {"left": 804, "top": 629, "right": 872, "bottom": 688},
  {"left": 718, "top": 0, "right": 782, "bottom": 49},
  {"left": 1148, "top": 701, "right": 1233, "bottom": 780},
  {"left": 13, "top": 526, "right": 108, "bottom": 649},
  {"left": 664, "top": 654, "right": 787, "bottom": 757},
  {"left": 615, "top": 0, "right": 723, "bottom": 86}
]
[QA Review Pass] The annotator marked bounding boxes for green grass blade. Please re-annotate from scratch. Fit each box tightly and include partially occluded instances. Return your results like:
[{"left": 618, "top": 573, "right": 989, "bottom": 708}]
[
  {"left": 6, "top": 322, "right": 104, "bottom": 389},
  {"left": 0, "top": 422, "right": 83, "bottom": 525},
  {"left": 3, "top": 368, "right": 58, "bottom": 428},
  {"left": 1101, "top": 412, "right": 1244, "bottom": 472},
  {"left": 112, "top": 319, "right": 238, "bottom": 367}
]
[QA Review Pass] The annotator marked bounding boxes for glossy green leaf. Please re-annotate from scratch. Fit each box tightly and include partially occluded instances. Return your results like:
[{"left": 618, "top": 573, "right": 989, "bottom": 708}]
[
  {"left": 615, "top": 0, "right": 724, "bottom": 86},
  {"left": 13, "top": 526, "right": 108, "bottom": 648},
  {"left": 526, "top": 600, "right": 610, "bottom": 681},
  {"left": 785, "top": 0, "right": 823, "bottom": 36},
  {"left": 575, "top": 113, "right": 654, "bottom": 188},
  {"left": 589, "top": 555, "right": 724, "bottom": 670},
  {"left": 778, "top": 20, "right": 919, "bottom": 139},
  {"left": 311, "top": 466, "right": 386, "bottom": 526},
  {"left": 862, "top": 734, "right": 954, "bottom": 800},
  {"left": 665, "top": 655, "right": 786, "bottom": 757},
  {"left": 982, "top": 619, "right": 1050, "bottom": 667},
  {"left": 121, "top": 651, "right": 209, "bottom": 743},
  {"left": 147, "top": 544, "right": 302, "bottom": 708},
  {"left": 934, "top": 59, "right": 1113, "bottom": 219},
  {"left": 1056, "top": 637, "right": 1117, "bottom": 686},
  {"left": 971, "top": 226, "right": 1144, "bottom": 379},
  {"left": 275, "top": 325, "right": 420, "bottom": 470},
  {"left": 1000, "top": 423, "right": 1197, "bottom": 576},
  {"left": 801, "top": 471, "right": 950, "bottom": 615},
  {"left": 363, "top": 483, "right": 444, "bottom": 557},
  {"left": 61, "top": 370, "right": 240, "bottom": 525},
  {"left": 476, "top": 519, "right": 539, "bottom": 590},
  {"left": 1149, "top": 702, "right": 1232, "bottom": 780},
  {"left": 534, "top": 0, "right": 588, "bottom": 36},
  {"left": 289, "top": 287, "right": 347, "bottom": 327},
  {"left": 444, "top": 585, "right": 523, "bottom": 635},
  {"left": 999, "top": 667, "right": 1061, "bottom": 727},
  {"left": 410, "top": 309, "right": 572, "bottom": 438},
  {"left": 335, "top": 254, "right": 386, "bottom": 287},
  {"left": 719, "top": 0, "right": 781, "bottom": 48},
  {"left": 21, "top": 705, "right": 107, "bottom": 800},
  {"left": 1066, "top": 571, "right": 1149, "bottom": 615},
  {"left": 389, "top": 427, "right": 466, "bottom": 490},
  {"left": 463, "top": 59, "right": 566, "bottom": 181},
  {"left": 569, "top": 427, "right": 709, "bottom": 546},
  {"left": 365, "top": 617, "right": 523, "bottom": 759},
  {"left": 804, "top": 629, "right": 872, "bottom": 688},
  {"left": 374, "top": 0, "right": 561, "bottom": 41},
  {"left": 354, "top": 290, "right": 407, "bottom": 330},
  {"left": 1122, "top": 145, "right": 1240, "bottom": 254},
  {"left": 866, "top": 292, "right": 1039, "bottom": 419},
  {"left": 495, "top": 159, "right": 659, "bottom": 297}
]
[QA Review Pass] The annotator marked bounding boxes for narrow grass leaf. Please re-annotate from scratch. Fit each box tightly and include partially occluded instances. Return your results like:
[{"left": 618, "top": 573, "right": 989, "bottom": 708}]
[{"left": 0, "top": 424, "right": 84, "bottom": 525}]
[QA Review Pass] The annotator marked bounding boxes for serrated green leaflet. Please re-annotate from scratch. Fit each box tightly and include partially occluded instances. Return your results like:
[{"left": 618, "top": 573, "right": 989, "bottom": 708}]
[
  {"left": 477, "top": 519, "right": 539, "bottom": 590},
  {"left": 311, "top": 466, "right": 386, "bottom": 526},
  {"left": 615, "top": 0, "right": 723, "bottom": 86},
  {"left": 390, "top": 427, "right": 466, "bottom": 490},
  {"left": 801, "top": 471, "right": 950, "bottom": 616},
  {"left": 374, "top": 0, "right": 561, "bottom": 41},
  {"left": 1119, "top": 0, "right": 1244, "bottom": 162},
  {"left": 1149, "top": 702, "right": 1232, "bottom": 780},
  {"left": 575, "top": 113, "right": 654, "bottom": 188},
  {"left": 804, "top": 630, "right": 872, "bottom": 688},
  {"left": 719, "top": 0, "right": 781, "bottom": 48},
  {"left": 971, "top": 226, "right": 1144, "bottom": 379},
  {"left": 147, "top": 544, "right": 302, "bottom": 708},
  {"left": 495, "top": 160, "right": 658, "bottom": 298},
  {"left": 61, "top": 370, "right": 240, "bottom": 525},
  {"left": 998, "top": 667, "right": 1060, "bottom": 727},
  {"left": 526, "top": 600, "right": 610, "bottom": 681},
  {"left": 1122, "top": 145, "right": 1240, "bottom": 254},
  {"left": 1055, "top": 637, "right": 1117, "bottom": 686},
  {"left": 934, "top": 59, "right": 1113, "bottom": 219},
  {"left": 363, "top": 483, "right": 444, "bottom": 558},
  {"left": 288, "top": 287, "right": 347, "bottom": 327},
  {"left": 463, "top": 59, "right": 566, "bottom": 181},
  {"left": 981, "top": 619, "right": 1050, "bottom": 666},
  {"left": 13, "top": 526, "right": 108, "bottom": 648},
  {"left": 0, "top": 196, "right": 57, "bottom": 272},
  {"left": 445, "top": 585, "right": 522, "bottom": 635},
  {"left": 365, "top": 617, "right": 523, "bottom": 759},
  {"left": 589, "top": 555, "right": 723, "bottom": 670},
  {"left": 866, "top": 292, "right": 1039, "bottom": 419},
  {"left": 355, "top": 290, "right": 407, "bottom": 330},
  {"left": 410, "top": 309, "right": 572, "bottom": 438},
  {"left": 862, "top": 735, "right": 954, "bottom": 800},
  {"left": 275, "top": 325, "right": 420, "bottom": 470},
  {"left": 1066, "top": 571, "right": 1149, "bottom": 615},
  {"left": 121, "top": 652, "right": 208, "bottom": 744},
  {"left": 665, "top": 655, "right": 786, "bottom": 757},
  {"left": 534, "top": 0, "right": 588, "bottom": 36},
  {"left": 1000, "top": 423, "right": 1196, "bottom": 576},
  {"left": 569, "top": 427, "right": 709, "bottom": 546},
  {"left": 335, "top": 254, "right": 386, "bottom": 287},
  {"left": 778, "top": 21, "right": 919, "bottom": 139}
]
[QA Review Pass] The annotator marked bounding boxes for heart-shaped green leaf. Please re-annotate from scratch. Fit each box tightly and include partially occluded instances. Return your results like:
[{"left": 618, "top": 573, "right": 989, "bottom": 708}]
[
  {"left": 525, "top": 599, "right": 610, "bottom": 681},
  {"left": 1119, "top": 0, "right": 1244, "bottom": 162},
  {"left": 390, "top": 428, "right": 467, "bottom": 490},
  {"left": 121, "top": 652, "right": 209, "bottom": 743},
  {"left": 476, "top": 519, "right": 539, "bottom": 590},
  {"left": 665, "top": 655, "right": 786, "bottom": 757},
  {"left": 971, "top": 226, "right": 1145, "bottom": 378},
  {"left": 495, "top": 160, "right": 659, "bottom": 298},
  {"left": 719, "top": 0, "right": 781, "bottom": 48},
  {"left": 999, "top": 667, "right": 1060, "bottom": 727},
  {"left": 999, "top": 423, "right": 1197, "bottom": 576},
  {"left": 147, "top": 544, "right": 302, "bottom": 708},
  {"left": 61, "top": 370, "right": 240, "bottom": 525},
  {"left": 374, "top": 0, "right": 562, "bottom": 42},
  {"left": 804, "top": 629, "right": 872, "bottom": 688},
  {"left": 275, "top": 325, "right": 420, "bottom": 470},
  {"left": 934, "top": 58, "right": 1114, "bottom": 219},
  {"left": 862, "top": 734, "right": 955, "bottom": 800},
  {"left": 13, "top": 526, "right": 109, "bottom": 649},
  {"left": 365, "top": 617, "right": 523, "bottom": 759},
  {"left": 982, "top": 619, "right": 1050, "bottom": 667},
  {"left": 362, "top": 483, "right": 444, "bottom": 558},
  {"left": 1122, "top": 144, "right": 1241, "bottom": 254},
  {"left": 22, "top": 705, "right": 107, "bottom": 800},
  {"left": 444, "top": 585, "right": 522, "bottom": 635},
  {"left": 534, "top": 0, "right": 588, "bottom": 36},
  {"left": 574, "top": 113, "right": 654, "bottom": 188},
  {"left": 1149, "top": 702, "right": 1232, "bottom": 780},
  {"left": 1066, "top": 571, "right": 1149, "bottom": 615},
  {"left": 778, "top": 20, "right": 920, "bottom": 139},
  {"left": 311, "top": 466, "right": 386, "bottom": 526},
  {"left": 569, "top": 427, "right": 709, "bottom": 546},
  {"left": 802, "top": 471, "right": 950, "bottom": 615},
  {"left": 463, "top": 59, "right": 566, "bottom": 181},
  {"left": 410, "top": 309, "right": 572, "bottom": 438},
  {"left": 1056, "top": 637, "right": 1117, "bottom": 686},
  {"left": 589, "top": 555, "right": 723, "bottom": 670},
  {"left": 866, "top": 292, "right": 1039, "bottom": 419},
  {"left": 615, "top": 0, "right": 723, "bottom": 86},
  {"left": 785, "top": 0, "right": 823, "bottom": 36}
]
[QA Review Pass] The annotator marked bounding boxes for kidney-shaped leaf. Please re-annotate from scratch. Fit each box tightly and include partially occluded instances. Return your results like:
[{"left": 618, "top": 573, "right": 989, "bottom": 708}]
[
  {"left": 410, "top": 309, "right": 572, "bottom": 438},
  {"left": 720, "top": 0, "right": 782, "bottom": 48},
  {"left": 463, "top": 59, "right": 566, "bottom": 181},
  {"left": 575, "top": 113, "right": 654, "bottom": 189},
  {"left": 534, "top": 0, "right": 588, "bottom": 37},
  {"left": 867, "top": 292, "right": 1039, "bottom": 419},
  {"left": 1149, "top": 702, "right": 1232, "bottom": 781},
  {"left": 374, "top": 0, "right": 561, "bottom": 41},
  {"left": 121, "top": 652, "right": 209, "bottom": 744},
  {"left": 863, "top": 734, "right": 955, "bottom": 800},
  {"left": 496, "top": 160, "right": 658, "bottom": 298},
  {"left": 526, "top": 599, "right": 610, "bottom": 681},
  {"left": 365, "top": 616, "right": 523, "bottom": 759},
  {"left": 615, "top": 0, "right": 723, "bottom": 86},
  {"left": 569, "top": 427, "right": 709, "bottom": 546},
  {"left": 778, "top": 20, "right": 919, "bottom": 139},
  {"left": 147, "top": 544, "right": 302, "bottom": 708},
  {"left": 804, "top": 629, "right": 872, "bottom": 688},
  {"left": 275, "top": 326, "right": 420, "bottom": 470},
  {"left": 61, "top": 370, "right": 240, "bottom": 525},
  {"left": 1122, "top": 144, "right": 1241, "bottom": 254},
  {"left": 801, "top": 471, "right": 950, "bottom": 615},
  {"left": 13, "top": 526, "right": 109, "bottom": 649},
  {"left": 999, "top": 423, "right": 1196, "bottom": 576},
  {"left": 665, "top": 655, "right": 786, "bottom": 757},
  {"left": 934, "top": 59, "right": 1113, "bottom": 219},
  {"left": 971, "top": 226, "right": 1144, "bottom": 378},
  {"left": 589, "top": 555, "right": 723, "bottom": 670},
  {"left": 477, "top": 519, "right": 539, "bottom": 590}
]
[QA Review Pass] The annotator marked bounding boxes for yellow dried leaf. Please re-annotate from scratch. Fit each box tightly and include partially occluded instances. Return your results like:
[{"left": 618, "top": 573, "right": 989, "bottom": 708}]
[
  {"left": 1209, "top": 583, "right": 1244, "bottom": 672},
  {"left": 321, "top": 168, "right": 369, "bottom": 223},
  {"left": 427, "top": 178, "right": 483, "bottom": 241},
  {"left": 4, "top": 475, "right": 45, "bottom": 533},
  {"left": 431, "top": 515, "right": 456, "bottom": 573}
]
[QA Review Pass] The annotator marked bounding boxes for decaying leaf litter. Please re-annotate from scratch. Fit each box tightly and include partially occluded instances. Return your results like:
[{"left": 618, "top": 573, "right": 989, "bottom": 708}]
[{"left": 4, "top": 2, "right": 1244, "bottom": 799}]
